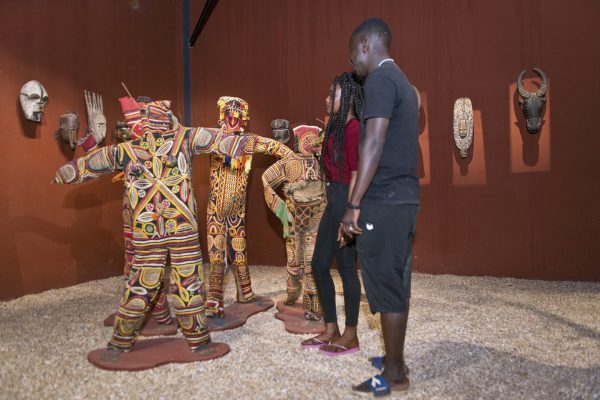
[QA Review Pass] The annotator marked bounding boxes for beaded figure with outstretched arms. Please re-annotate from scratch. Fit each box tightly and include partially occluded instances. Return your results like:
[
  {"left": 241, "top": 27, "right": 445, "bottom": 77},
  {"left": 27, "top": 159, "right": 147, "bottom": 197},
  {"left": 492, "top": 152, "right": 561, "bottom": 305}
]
[
  {"left": 53, "top": 99, "right": 250, "bottom": 352},
  {"left": 205, "top": 96, "right": 293, "bottom": 318}
]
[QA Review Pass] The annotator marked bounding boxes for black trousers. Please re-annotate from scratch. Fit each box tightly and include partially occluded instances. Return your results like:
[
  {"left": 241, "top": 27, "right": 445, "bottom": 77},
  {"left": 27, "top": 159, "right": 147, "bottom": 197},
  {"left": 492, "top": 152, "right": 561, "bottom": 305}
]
[{"left": 312, "top": 182, "right": 361, "bottom": 327}]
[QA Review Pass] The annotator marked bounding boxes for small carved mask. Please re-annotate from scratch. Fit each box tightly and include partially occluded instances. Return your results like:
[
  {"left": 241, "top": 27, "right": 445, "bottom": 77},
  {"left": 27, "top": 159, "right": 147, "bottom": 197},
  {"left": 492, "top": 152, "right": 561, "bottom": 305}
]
[
  {"left": 56, "top": 112, "right": 79, "bottom": 150},
  {"left": 453, "top": 98, "right": 474, "bottom": 158},
  {"left": 20, "top": 80, "right": 48, "bottom": 122},
  {"left": 517, "top": 68, "right": 549, "bottom": 134},
  {"left": 293, "top": 125, "right": 323, "bottom": 156},
  {"left": 271, "top": 119, "right": 290, "bottom": 144},
  {"left": 85, "top": 91, "right": 106, "bottom": 144}
]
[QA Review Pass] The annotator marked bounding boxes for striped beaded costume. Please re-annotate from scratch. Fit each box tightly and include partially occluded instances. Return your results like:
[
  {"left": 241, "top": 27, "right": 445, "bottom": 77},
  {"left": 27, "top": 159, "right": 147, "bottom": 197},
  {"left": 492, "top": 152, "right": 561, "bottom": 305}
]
[
  {"left": 118, "top": 96, "right": 172, "bottom": 324},
  {"left": 54, "top": 100, "right": 250, "bottom": 351},
  {"left": 205, "top": 97, "right": 293, "bottom": 317}
]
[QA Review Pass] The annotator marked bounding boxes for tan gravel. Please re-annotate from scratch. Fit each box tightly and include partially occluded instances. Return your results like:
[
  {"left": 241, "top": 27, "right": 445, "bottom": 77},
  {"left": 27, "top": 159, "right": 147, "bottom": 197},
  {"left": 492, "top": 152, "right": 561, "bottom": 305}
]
[{"left": 0, "top": 265, "right": 599, "bottom": 400}]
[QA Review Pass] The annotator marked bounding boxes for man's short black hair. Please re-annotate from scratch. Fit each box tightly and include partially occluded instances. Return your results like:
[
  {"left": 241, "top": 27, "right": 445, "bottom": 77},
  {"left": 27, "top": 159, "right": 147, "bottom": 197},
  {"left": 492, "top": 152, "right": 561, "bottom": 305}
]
[{"left": 351, "top": 18, "right": 391, "bottom": 50}]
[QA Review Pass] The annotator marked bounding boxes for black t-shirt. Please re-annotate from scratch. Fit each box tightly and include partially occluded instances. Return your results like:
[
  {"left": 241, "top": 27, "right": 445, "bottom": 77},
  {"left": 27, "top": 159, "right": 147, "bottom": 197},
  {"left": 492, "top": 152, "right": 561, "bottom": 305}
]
[{"left": 361, "top": 61, "right": 420, "bottom": 204}]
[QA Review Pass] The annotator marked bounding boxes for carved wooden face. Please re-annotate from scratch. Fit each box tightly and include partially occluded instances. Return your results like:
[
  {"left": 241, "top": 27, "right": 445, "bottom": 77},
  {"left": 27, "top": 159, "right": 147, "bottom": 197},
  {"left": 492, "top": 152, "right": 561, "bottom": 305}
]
[
  {"left": 519, "top": 95, "right": 546, "bottom": 134},
  {"left": 58, "top": 112, "right": 79, "bottom": 150},
  {"left": 90, "top": 113, "right": 107, "bottom": 143},
  {"left": 20, "top": 80, "right": 48, "bottom": 122}
]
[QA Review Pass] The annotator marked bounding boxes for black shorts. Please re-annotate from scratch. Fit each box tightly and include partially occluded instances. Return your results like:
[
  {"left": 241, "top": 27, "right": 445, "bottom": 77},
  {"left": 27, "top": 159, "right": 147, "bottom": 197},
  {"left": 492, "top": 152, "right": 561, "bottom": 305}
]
[{"left": 356, "top": 203, "right": 418, "bottom": 313}]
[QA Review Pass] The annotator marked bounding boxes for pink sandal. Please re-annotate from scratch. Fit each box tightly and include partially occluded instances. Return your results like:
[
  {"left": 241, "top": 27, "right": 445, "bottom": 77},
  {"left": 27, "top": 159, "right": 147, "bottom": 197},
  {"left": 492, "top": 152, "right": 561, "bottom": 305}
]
[
  {"left": 301, "top": 337, "right": 330, "bottom": 349},
  {"left": 319, "top": 343, "right": 360, "bottom": 356}
]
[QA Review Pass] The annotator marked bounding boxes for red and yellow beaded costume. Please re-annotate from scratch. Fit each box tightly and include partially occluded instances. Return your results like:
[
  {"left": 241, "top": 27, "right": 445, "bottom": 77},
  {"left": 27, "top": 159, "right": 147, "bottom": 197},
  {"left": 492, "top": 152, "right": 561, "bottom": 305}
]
[
  {"left": 262, "top": 125, "right": 326, "bottom": 320},
  {"left": 54, "top": 100, "right": 250, "bottom": 352},
  {"left": 205, "top": 96, "right": 293, "bottom": 317}
]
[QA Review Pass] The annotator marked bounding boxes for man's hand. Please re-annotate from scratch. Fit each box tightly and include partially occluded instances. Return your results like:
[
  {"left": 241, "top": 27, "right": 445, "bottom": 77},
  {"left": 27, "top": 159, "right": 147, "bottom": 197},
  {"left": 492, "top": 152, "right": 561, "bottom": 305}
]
[{"left": 337, "top": 208, "right": 363, "bottom": 247}]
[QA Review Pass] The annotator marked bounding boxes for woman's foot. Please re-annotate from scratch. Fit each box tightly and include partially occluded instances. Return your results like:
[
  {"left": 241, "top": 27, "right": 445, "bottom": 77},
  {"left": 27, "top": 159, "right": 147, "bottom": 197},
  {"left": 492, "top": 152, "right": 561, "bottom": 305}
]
[
  {"left": 300, "top": 324, "right": 340, "bottom": 348},
  {"left": 319, "top": 327, "right": 359, "bottom": 355}
]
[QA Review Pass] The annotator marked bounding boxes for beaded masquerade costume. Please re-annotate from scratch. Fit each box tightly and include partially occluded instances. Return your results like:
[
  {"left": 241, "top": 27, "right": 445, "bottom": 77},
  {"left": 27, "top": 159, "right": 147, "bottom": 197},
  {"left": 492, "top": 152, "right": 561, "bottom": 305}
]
[
  {"left": 262, "top": 125, "right": 326, "bottom": 320},
  {"left": 205, "top": 96, "right": 293, "bottom": 318},
  {"left": 116, "top": 96, "right": 172, "bottom": 324},
  {"left": 54, "top": 99, "right": 250, "bottom": 352}
]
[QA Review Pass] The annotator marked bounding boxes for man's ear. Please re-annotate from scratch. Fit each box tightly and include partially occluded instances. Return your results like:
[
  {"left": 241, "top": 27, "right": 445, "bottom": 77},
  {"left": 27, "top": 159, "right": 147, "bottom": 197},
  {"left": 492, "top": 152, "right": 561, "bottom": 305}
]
[{"left": 361, "top": 36, "right": 369, "bottom": 53}]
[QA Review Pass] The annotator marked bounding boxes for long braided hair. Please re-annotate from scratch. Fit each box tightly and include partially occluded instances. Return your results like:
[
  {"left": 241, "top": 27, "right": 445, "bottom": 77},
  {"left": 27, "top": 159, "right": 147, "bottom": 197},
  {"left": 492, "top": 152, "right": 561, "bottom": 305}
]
[{"left": 320, "top": 72, "right": 364, "bottom": 181}]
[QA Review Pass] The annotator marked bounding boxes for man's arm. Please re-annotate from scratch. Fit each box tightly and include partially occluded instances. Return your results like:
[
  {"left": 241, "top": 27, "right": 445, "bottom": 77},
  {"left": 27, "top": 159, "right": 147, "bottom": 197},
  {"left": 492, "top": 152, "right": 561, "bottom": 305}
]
[
  {"left": 347, "top": 171, "right": 357, "bottom": 202},
  {"left": 53, "top": 145, "right": 121, "bottom": 184},
  {"left": 339, "top": 117, "right": 390, "bottom": 238}
]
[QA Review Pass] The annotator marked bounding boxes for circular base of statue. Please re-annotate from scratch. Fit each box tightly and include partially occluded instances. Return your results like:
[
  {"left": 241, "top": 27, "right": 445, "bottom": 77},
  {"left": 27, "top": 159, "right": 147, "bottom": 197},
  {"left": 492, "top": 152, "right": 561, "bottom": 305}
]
[
  {"left": 207, "top": 296, "right": 274, "bottom": 332},
  {"left": 103, "top": 313, "right": 178, "bottom": 337},
  {"left": 274, "top": 300, "right": 325, "bottom": 334},
  {"left": 87, "top": 339, "right": 230, "bottom": 371}
]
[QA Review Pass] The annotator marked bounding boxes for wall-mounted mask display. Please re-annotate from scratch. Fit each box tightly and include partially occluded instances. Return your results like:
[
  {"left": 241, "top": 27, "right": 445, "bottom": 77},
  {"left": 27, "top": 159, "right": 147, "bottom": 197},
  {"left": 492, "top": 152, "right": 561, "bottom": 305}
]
[
  {"left": 54, "top": 112, "right": 79, "bottom": 150},
  {"left": 20, "top": 80, "right": 48, "bottom": 122},
  {"left": 453, "top": 97, "right": 474, "bottom": 158},
  {"left": 271, "top": 119, "right": 290, "bottom": 144},
  {"left": 77, "top": 91, "right": 106, "bottom": 152},
  {"left": 517, "top": 68, "right": 549, "bottom": 134},
  {"left": 86, "top": 90, "right": 106, "bottom": 143}
]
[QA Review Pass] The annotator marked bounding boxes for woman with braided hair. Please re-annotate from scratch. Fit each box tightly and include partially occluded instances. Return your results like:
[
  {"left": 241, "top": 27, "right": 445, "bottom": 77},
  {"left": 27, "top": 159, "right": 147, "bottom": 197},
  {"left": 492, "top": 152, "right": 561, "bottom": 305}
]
[{"left": 301, "top": 72, "right": 363, "bottom": 356}]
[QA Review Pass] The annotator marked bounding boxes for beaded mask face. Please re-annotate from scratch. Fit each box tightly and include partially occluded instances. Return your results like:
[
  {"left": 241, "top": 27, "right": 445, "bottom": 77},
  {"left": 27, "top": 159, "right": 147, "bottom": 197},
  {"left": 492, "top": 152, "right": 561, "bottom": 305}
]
[
  {"left": 217, "top": 96, "right": 249, "bottom": 133},
  {"left": 293, "top": 125, "right": 323, "bottom": 156},
  {"left": 140, "top": 100, "right": 172, "bottom": 135}
]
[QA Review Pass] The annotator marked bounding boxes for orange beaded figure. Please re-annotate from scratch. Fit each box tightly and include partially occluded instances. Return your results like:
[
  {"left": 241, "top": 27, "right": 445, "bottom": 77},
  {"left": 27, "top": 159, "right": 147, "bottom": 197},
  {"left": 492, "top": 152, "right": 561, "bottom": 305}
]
[{"left": 205, "top": 97, "right": 293, "bottom": 318}]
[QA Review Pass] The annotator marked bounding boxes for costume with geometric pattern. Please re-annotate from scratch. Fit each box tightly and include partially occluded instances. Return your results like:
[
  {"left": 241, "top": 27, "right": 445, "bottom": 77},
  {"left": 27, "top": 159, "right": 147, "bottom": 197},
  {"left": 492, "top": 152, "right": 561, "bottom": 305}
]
[
  {"left": 205, "top": 96, "right": 293, "bottom": 318},
  {"left": 53, "top": 99, "right": 250, "bottom": 352},
  {"left": 116, "top": 96, "right": 172, "bottom": 324},
  {"left": 262, "top": 125, "right": 326, "bottom": 320}
]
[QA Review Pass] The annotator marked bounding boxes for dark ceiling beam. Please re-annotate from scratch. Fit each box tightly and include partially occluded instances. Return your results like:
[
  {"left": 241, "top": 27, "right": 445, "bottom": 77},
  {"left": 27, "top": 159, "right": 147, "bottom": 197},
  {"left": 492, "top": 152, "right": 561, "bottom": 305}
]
[{"left": 189, "top": 0, "right": 219, "bottom": 48}]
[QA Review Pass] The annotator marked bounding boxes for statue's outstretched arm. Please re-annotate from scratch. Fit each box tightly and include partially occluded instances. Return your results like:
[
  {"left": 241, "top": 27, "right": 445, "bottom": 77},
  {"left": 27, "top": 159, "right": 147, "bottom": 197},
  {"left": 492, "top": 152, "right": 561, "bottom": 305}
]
[
  {"left": 253, "top": 135, "right": 293, "bottom": 159},
  {"left": 53, "top": 145, "right": 122, "bottom": 184},
  {"left": 188, "top": 127, "right": 250, "bottom": 159}
]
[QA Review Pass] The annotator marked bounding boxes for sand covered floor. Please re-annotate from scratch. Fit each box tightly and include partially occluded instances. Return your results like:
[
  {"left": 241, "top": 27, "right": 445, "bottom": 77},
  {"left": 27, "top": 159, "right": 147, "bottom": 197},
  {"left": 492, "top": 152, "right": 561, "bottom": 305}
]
[{"left": 1, "top": 265, "right": 599, "bottom": 399}]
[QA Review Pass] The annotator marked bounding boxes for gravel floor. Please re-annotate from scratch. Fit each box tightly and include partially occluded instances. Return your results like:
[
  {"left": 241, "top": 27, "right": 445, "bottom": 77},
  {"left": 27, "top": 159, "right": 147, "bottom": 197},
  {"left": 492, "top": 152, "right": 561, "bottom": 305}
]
[{"left": 0, "top": 265, "right": 599, "bottom": 400}]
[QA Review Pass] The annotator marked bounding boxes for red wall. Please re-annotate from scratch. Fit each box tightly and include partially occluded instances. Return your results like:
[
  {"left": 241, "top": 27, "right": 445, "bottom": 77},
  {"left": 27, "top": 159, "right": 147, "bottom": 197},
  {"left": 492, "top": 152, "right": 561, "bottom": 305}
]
[
  {"left": 1, "top": 0, "right": 598, "bottom": 300},
  {"left": 0, "top": 0, "right": 182, "bottom": 300},
  {"left": 189, "top": 0, "right": 600, "bottom": 281}
]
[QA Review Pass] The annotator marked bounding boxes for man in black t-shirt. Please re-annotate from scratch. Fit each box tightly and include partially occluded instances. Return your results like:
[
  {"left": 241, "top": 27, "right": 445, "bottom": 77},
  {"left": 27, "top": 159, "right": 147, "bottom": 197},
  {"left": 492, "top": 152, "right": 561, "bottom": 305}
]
[{"left": 340, "top": 18, "right": 419, "bottom": 396}]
